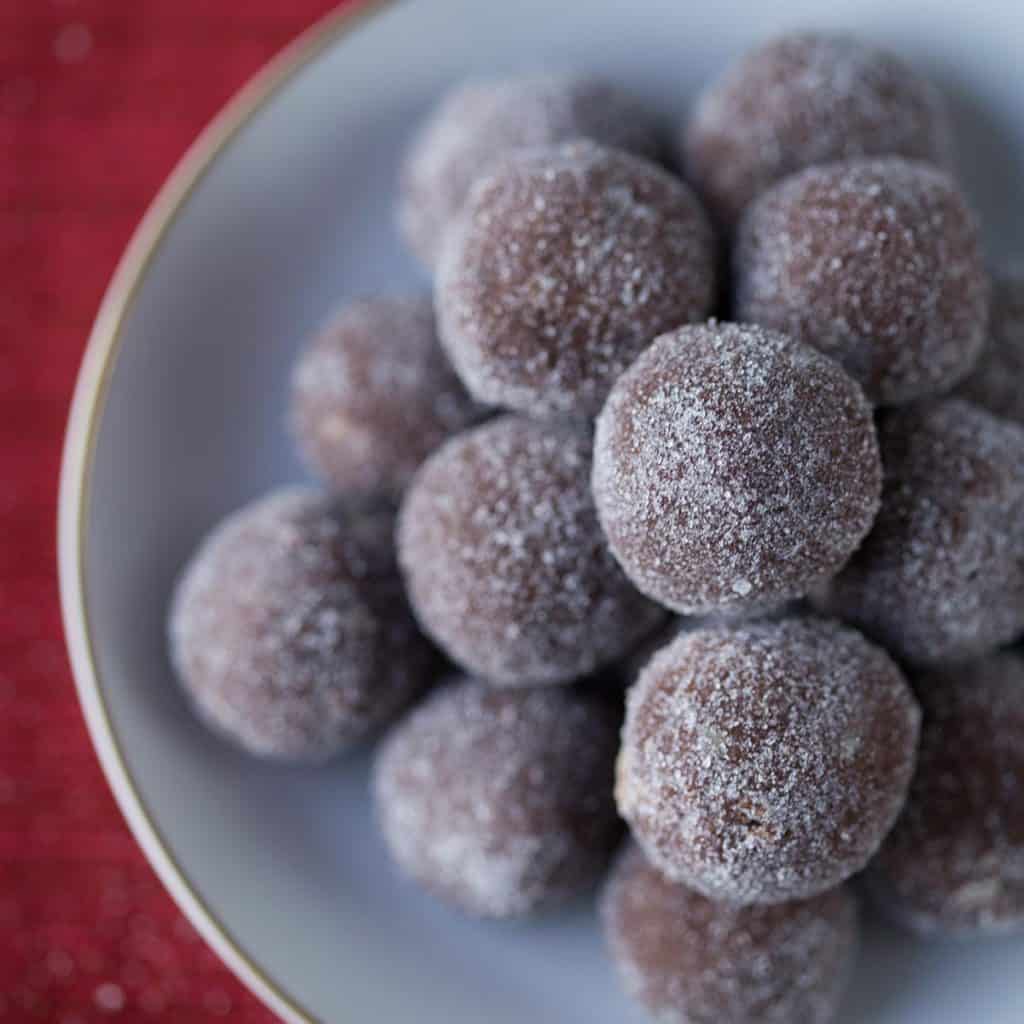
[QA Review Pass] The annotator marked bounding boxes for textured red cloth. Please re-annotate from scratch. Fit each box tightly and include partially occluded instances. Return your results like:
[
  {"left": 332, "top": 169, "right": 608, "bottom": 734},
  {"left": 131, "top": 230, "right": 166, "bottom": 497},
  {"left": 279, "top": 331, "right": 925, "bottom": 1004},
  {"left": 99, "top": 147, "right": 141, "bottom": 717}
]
[{"left": 0, "top": 2, "right": 349, "bottom": 1020}]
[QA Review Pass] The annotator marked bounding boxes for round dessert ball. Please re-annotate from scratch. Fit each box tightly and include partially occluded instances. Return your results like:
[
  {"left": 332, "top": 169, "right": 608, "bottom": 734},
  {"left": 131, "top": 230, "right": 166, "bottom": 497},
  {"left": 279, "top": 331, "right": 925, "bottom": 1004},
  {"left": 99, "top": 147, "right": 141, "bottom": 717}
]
[
  {"left": 436, "top": 140, "right": 717, "bottom": 418},
  {"left": 682, "top": 32, "right": 954, "bottom": 227},
  {"left": 398, "top": 415, "right": 664, "bottom": 685},
  {"left": 398, "top": 72, "right": 662, "bottom": 268},
  {"left": 616, "top": 618, "right": 920, "bottom": 904},
  {"left": 289, "top": 295, "right": 484, "bottom": 499},
  {"left": 863, "top": 652, "right": 1024, "bottom": 936},
  {"left": 813, "top": 399, "right": 1024, "bottom": 666},
  {"left": 602, "top": 844, "right": 859, "bottom": 1024},
  {"left": 592, "top": 322, "right": 881, "bottom": 616},
  {"left": 955, "top": 266, "right": 1024, "bottom": 424},
  {"left": 374, "top": 678, "right": 621, "bottom": 917},
  {"left": 734, "top": 157, "right": 988, "bottom": 405},
  {"left": 169, "top": 488, "right": 437, "bottom": 761}
]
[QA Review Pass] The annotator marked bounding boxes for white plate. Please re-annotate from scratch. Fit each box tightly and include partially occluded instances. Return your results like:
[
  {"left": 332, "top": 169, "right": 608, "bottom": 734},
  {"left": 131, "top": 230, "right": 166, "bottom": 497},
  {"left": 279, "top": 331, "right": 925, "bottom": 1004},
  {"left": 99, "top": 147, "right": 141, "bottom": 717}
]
[{"left": 59, "top": 0, "right": 1024, "bottom": 1021}]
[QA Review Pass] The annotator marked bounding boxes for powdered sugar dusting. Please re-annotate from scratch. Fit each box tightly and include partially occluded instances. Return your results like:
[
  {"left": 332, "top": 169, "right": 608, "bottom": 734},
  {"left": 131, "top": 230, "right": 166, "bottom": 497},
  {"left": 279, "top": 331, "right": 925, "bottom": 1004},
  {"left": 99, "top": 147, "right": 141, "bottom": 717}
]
[
  {"left": 435, "top": 140, "right": 716, "bottom": 417},
  {"left": 290, "top": 295, "right": 485, "bottom": 498},
  {"left": 864, "top": 651, "right": 1024, "bottom": 936},
  {"left": 374, "top": 679, "right": 620, "bottom": 917},
  {"left": 955, "top": 265, "right": 1024, "bottom": 424},
  {"left": 169, "top": 488, "right": 436, "bottom": 761},
  {"left": 602, "top": 844, "right": 858, "bottom": 1023},
  {"left": 683, "top": 31, "right": 954, "bottom": 226},
  {"left": 592, "top": 322, "right": 881, "bottom": 615},
  {"left": 398, "top": 415, "right": 665, "bottom": 685},
  {"left": 617, "top": 617, "right": 920, "bottom": 904},
  {"left": 399, "top": 72, "right": 662, "bottom": 267},
  {"left": 813, "top": 399, "right": 1024, "bottom": 665},
  {"left": 735, "top": 157, "right": 988, "bottom": 404}
]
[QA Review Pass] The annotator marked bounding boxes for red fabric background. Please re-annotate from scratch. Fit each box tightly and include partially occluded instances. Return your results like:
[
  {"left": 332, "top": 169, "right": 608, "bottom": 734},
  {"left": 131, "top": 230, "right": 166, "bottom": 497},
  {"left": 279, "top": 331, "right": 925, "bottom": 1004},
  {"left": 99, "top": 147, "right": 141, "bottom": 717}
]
[{"left": 0, "top": 2, "right": 351, "bottom": 1020}]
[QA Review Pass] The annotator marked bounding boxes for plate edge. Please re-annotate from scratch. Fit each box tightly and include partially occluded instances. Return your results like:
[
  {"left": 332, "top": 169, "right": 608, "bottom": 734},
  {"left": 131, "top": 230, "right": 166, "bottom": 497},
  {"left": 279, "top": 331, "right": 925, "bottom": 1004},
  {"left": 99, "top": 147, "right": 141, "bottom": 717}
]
[{"left": 56, "top": 3, "right": 399, "bottom": 1022}]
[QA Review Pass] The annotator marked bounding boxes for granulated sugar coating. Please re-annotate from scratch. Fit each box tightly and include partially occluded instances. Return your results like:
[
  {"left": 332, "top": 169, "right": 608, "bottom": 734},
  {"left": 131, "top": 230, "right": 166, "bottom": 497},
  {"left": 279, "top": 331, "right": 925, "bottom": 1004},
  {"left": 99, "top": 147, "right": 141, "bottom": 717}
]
[
  {"left": 735, "top": 157, "right": 988, "bottom": 405},
  {"left": 813, "top": 399, "right": 1024, "bottom": 666},
  {"left": 374, "top": 679, "right": 621, "bottom": 918},
  {"left": 398, "top": 415, "right": 664, "bottom": 685},
  {"left": 289, "top": 295, "right": 485, "bottom": 499},
  {"left": 616, "top": 618, "right": 920, "bottom": 904},
  {"left": 620, "top": 604, "right": 802, "bottom": 688},
  {"left": 592, "top": 322, "right": 881, "bottom": 616},
  {"left": 602, "top": 844, "right": 858, "bottom": 1024},
  {"left": 169, "top": 489, "right": 437, "bottom": 761},
  {"left": 682, "top": 32, "right": 954, "bottom": 227},
  {"left": 435, "top": 140, "right": 717, "bottom": 418},
  {"left": 398, "top": 72, "right": 662, "bottom": 268},
  {"left": 955, "top": 266, "right": 1024, "bottom": 424},
  {"left": 863, "top": 652, "right": 1024, "bottom": 937}
]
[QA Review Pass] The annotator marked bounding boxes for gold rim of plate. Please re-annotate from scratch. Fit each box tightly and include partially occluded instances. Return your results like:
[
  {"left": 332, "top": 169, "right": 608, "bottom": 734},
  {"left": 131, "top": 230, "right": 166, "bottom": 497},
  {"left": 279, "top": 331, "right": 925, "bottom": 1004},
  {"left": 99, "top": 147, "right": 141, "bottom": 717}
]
[{"left": 57, "top": 3, "right": 395, "bottom": 1021}]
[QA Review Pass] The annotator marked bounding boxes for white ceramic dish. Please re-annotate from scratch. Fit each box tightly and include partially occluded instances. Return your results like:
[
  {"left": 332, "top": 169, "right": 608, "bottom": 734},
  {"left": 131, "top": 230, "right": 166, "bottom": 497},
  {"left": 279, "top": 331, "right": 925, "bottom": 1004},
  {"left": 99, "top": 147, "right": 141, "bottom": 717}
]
[{"left": 59, "top": 0, "right": 1024, "bottom": 1020}]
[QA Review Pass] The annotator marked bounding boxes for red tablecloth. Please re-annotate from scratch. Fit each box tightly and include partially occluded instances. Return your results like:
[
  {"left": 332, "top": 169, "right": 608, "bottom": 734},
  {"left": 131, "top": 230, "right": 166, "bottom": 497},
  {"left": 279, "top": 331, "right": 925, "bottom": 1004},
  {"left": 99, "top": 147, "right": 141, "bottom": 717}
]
[{"left": 1, "top": 3, "right": 348, "bottom": 1019}]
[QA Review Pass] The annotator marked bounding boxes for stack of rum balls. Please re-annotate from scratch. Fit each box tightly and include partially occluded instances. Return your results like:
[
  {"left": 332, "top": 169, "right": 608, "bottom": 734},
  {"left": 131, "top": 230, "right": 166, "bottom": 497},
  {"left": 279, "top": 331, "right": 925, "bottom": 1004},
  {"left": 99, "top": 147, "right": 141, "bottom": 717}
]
[{"left": 169, "top": 31, "right": 1024, "bottom": 1024}]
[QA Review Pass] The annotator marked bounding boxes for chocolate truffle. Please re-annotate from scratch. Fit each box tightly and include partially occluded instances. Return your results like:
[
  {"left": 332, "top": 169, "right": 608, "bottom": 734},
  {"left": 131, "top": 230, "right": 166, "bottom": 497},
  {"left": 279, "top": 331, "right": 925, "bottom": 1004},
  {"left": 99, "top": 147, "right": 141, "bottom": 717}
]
[
  {"left": 592, "top": 322, "right": 881, "bottom": 616},
  {"left": 289, "top": 295, "right": 484, "bottom": 499},
  {"left": 398, "top": 415, "right": 664, "bottom": 685},
  {"left": 683, "top": 32, "right": 954, "bottom": 227},
  {"left": 616, "top": 618, "right": 920, "bottom": 904},
  {"left": 955, "top": 266, "right": 1024, "bottom": 424},
  {"left": 734, "top": 157, "right": 988, "bottom": 405},
  {"left": 864, "top": 652, "right": 1024, "bottom": 936},
  {"left": 436, "top": 140, "right": 716, "bottom": 418},
  {"left": 374, "top": 678, "right": 621, "bottom": 917},
  {"left": 602, "top": 845, "right": 859, "bottom": 1024},
  {"left": 169, "top": 489, "right": 437, "bottom": 761},
  {"left": 813, "top": 399, "right": 1024, "bottom": 666},
  {"left": 399, "top": 72, "right": 662, "bottom": 268}
]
